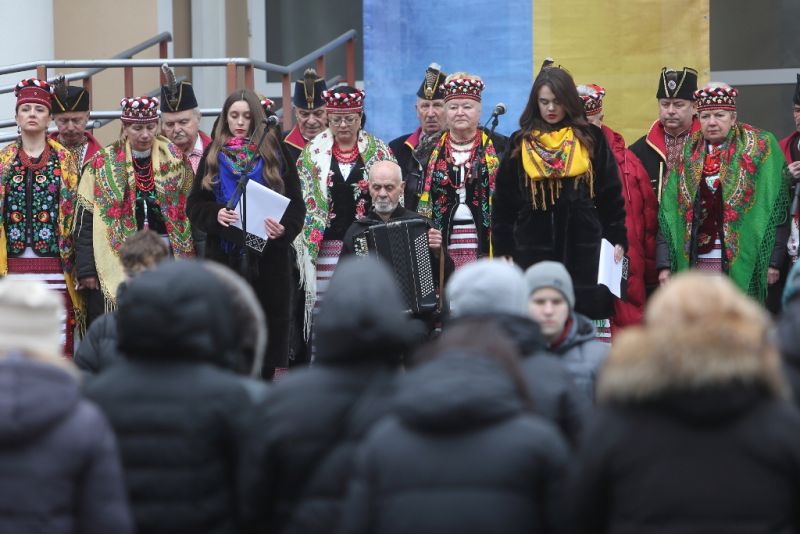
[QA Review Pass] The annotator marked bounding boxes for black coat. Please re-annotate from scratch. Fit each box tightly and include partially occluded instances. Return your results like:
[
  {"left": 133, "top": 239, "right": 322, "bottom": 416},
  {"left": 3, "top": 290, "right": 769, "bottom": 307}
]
[
  {"left": 187, "top": 140, "right": 306, "bottom": 368},
  {"left": 242, "top": 259, "right": 417, "bottom": 534},
  {"left": 337, "top": 351, "right": 571, "bottom": 534},
  {"left": 84, "top": 261, "right": 269, "bottom": 534},
  {"left": 0, "top": 355, "right": 132, "bottom": 534},
  {"left": 463, "top": 313, "right": 590, "bottom": 448},
  {"left": 74, "top": 311, "right": 119, "bottom": 375},
  {"left": 388, "top": 129, "right": 430, "bottom": 211},
  {"left": 778, "top": 298, "right": 800, "bottom": 407},
  {"left": 573, "top": 387, "right": 800, "bottom": 534},
  {"left": 492, "top": 125, "right": 628, "bottom": 319}
]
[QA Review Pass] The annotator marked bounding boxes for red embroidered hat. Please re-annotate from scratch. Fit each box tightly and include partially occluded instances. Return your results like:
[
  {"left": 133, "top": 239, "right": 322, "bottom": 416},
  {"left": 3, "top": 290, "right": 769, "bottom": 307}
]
[
  {"left": 322, "top": 86, "right": 365, "bottom": 114},
  {"left": 120, "top": 96, "right": 160, "bottom": 124},
  {"left": 577, "top": 83, "right": 605, "bottom": 116},
  {"left": 441, "top": 77, "right": 485, "bottom": 102},
  {"left": 15, "top": 78, "right": 53, "bottom": 110},
  {"left": 694, "top": 84, "right": 738, "bottom": 112}
]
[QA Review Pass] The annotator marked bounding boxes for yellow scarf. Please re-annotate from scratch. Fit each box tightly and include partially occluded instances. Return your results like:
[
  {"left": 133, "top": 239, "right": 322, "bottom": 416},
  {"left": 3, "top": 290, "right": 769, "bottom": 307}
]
[{"left": 521, "top": 128, "right": 593, "bottom": 209}]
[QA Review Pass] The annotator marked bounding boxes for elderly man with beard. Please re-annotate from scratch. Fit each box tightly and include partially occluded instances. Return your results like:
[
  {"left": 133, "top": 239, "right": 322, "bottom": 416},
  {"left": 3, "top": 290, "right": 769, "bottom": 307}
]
[{"left": 343, "top": 160, "right": 452, "bottom": 329}]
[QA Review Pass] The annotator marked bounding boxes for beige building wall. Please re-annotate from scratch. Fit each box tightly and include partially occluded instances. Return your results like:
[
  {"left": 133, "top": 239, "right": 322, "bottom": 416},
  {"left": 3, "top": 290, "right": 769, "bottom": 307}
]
[{"left": 53, "top": 0, "right": 164, "bottom": 145}]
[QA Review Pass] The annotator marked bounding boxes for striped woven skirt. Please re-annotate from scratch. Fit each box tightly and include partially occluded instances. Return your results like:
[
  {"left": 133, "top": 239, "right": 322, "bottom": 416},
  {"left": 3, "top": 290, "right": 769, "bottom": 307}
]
[
  {"left": 448, "top": 222, "right": 478, "bottom": 270},
  {"left": 593, "top": 318, "right": 612, "bottom": 344},
  {"left": 7, "top": 256, "right": 74, "bottom": 358},
  {"left": 696, "top": 240, "right": 723, "bottom": 273},
  {"left": 315, "top": 239, "right": 343, "bottom": 308}
]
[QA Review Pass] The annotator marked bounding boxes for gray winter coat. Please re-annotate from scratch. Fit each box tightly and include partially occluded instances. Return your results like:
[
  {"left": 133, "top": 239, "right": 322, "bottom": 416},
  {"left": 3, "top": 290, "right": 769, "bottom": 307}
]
[{"left": 547, "top": 312, "right": 609, "bottom": 402}]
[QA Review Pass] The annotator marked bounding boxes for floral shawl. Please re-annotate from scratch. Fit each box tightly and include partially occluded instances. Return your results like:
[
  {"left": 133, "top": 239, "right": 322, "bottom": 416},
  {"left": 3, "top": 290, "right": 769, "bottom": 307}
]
[
  {"left": 659, "top": 123, "right": 790, "bottom": 302},
  {"left": 78, "top": 135, "right": 194, "bottom": 305},
  {"left": 0, "top": 138, "right": 83, "bottom": 326},
  {"left": 292, "top": 128, "right": 395, "bottom": 337}
]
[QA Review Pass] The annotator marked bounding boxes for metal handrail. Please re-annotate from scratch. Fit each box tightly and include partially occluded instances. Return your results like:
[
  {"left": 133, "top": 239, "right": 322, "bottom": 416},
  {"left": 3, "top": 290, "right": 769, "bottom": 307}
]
[{"left": 0, "top": 29, "right": 358, "bottom": 132}]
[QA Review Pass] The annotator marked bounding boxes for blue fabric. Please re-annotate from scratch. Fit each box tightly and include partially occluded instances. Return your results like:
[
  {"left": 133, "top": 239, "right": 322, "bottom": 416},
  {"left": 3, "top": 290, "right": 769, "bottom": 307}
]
[
  {"left": 213, "top": 152, "right": 265, "bottom": 207},
  {"left": 362, "top": 0, "right": 533, "bottom": 141}
]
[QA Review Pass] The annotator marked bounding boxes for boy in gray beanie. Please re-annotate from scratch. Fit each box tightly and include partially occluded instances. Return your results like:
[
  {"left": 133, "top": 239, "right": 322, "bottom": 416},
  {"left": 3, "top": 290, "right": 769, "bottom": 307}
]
[{"left": 525, "top": 261, "right": 609, "bottom": 402}]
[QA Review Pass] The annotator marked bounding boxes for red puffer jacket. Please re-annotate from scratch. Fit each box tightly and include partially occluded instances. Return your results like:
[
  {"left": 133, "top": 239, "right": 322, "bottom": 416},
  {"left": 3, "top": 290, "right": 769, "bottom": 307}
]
[{"left": 602, "top": 125, "right": 658, "bottom": 330}]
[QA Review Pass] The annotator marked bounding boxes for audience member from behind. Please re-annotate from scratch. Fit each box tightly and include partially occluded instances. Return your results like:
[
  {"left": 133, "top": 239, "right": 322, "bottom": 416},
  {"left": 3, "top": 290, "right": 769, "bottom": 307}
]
[
  {"left": 337, "top": 320, "right": 570, "bottom": 534},
  {"left": 446, "top": 258, "right": 588, "bottom": 447},
  {"left": 84, "top": 261, "right": 268, "bottom": 534},
  {"left": 525, "top": 261, "right": 609, "bottom": 401},
  {"left": 573, "top": 272, "right": 800, "bottom": 534},
  {"left": 74, "top": 229, "right": 169, "bottom": 374},
  {"left": 242, "top": 258, "right": 417, "bottom": 533},
  {"left": 0, "top": 279, "right": 132, "bottom": 533}
]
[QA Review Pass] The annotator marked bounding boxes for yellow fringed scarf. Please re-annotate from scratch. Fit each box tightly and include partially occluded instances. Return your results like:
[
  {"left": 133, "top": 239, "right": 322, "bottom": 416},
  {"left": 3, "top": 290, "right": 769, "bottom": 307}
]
[{"left": 522, "top": 128, "right": 593, "bottom": 210}]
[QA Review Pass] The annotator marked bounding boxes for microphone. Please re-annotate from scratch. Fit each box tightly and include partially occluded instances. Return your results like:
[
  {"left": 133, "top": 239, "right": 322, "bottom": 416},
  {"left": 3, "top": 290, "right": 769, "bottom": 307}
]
[
  {"left": 491, "top": 103, "right": 507, "bottom": 118},
  {"left": 264, "top": 114, "right": 280, "bottom": 128}
]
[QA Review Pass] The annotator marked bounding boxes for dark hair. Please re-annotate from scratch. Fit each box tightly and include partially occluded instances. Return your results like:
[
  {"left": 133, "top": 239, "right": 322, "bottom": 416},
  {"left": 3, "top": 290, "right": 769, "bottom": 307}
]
[
  {"left": 413, "top": 319, "right": 534, "bottom": 411},
  {"left": 515, "top": 67, "right": 595, "bottom": 158},
  {"left": 202, "top": 89, "right": 284, "bottom": 194},
  {"left": 120, "top": 229, "right": 169, "bottom": 276}
]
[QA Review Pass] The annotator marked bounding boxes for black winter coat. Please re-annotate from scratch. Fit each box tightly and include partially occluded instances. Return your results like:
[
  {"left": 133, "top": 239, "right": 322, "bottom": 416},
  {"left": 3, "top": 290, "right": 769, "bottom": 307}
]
[
  {"left": 84, "top": 261, "right": 269, "bottom": 534},
  {"left": 242, "top": 259, "right": 417, "bottom": 534},
  {"left": 479, "top": 313, "right": 590, "bottom": 448},
  {"left": 187, "top": 140, "right": 306, "bottom": 368},
  {"left": 337, "top": 351, "right": 571, "bottom": 534},
  {"left": 74, "top": 311, "right": 119, "bottom": 375},
  {"left": 492, "top": 125, "right": 627, "bottom": 319},
  {"left": 0, "top": 354, "right": 132, "bottom": 534},
  {"left": 573, "top": 387, "right": 800, "bottom": 534}
]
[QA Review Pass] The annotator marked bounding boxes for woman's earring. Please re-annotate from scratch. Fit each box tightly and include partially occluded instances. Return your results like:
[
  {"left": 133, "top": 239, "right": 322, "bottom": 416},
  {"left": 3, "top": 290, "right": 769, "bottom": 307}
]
[{"left": 16, "top": 125, "right": 20, "bottom": 134}]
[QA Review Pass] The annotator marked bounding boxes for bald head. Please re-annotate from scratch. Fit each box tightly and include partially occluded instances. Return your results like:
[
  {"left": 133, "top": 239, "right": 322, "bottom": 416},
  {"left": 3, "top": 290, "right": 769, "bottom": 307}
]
[
  {"left": 368, "top": 160, "right": 404, "bottom": 218},
  {"left": 369, "top": 160, "right": 403, "bottom": 185}
]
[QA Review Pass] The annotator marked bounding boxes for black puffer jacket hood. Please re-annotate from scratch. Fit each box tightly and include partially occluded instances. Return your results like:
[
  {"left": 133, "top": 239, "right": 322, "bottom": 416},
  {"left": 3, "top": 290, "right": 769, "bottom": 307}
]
[
  {"left": 117, "top": 260, "right": 237, "bottom": 365},
  {"left": 0, "top": 354, "right": 78, "bottom": 446},
  {"left": 395, "top": 350, "right": 525, "bottom": 433},
  {"left": 315, "top": 258, "right": 420, "bottom": 363}
]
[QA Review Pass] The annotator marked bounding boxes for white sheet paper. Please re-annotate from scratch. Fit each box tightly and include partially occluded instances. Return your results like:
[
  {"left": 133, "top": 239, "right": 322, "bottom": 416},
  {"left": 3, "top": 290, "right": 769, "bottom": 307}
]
[
  {"left": 231, "top": 180, "right": 290, "bottom": 241},
  {"left": 597, "top": 238, "right": 623, "bottom": 298}
]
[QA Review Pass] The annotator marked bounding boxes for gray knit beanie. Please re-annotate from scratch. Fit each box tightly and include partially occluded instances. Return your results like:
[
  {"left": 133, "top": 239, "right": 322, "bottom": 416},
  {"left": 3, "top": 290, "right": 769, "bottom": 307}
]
[
  {"left": 524, "top": 261, "right": 575, "bottom": 309},
  {"left": 446, "top": 259, "right": 528, "bottom": 318}
]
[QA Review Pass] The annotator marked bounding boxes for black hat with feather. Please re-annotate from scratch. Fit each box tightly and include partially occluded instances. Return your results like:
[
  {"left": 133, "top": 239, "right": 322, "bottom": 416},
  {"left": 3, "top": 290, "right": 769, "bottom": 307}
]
[
  {"left": 293, "top": 68, "right": 327, "bottom": 110},
  {"left": 51, "top": 74, "right": 90, "bottom": 113},
  {"left": 160, "top": 64, "right": 198, "bottom": 112}
]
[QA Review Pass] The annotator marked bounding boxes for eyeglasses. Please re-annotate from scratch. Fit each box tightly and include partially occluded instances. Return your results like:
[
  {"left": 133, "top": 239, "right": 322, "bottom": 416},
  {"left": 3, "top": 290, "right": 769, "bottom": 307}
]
[{"left": 329, "top": 115, "right": 359, "bottom": 126}]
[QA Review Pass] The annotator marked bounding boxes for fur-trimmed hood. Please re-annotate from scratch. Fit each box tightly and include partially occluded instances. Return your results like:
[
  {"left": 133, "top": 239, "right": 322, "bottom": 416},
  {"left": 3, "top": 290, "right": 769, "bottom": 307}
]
[
  {"left": 598, "top": 324, "right": 788, "bottom": 410},
  {"left": 598, "top": 273, "right": 789, "bottom": 411}
]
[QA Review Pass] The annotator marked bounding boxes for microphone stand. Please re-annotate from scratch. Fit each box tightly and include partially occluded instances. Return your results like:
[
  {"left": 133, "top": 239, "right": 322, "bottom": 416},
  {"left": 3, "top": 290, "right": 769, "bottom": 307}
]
[{"left": 224, "top": 119, "right": 274, "bottom": 272}]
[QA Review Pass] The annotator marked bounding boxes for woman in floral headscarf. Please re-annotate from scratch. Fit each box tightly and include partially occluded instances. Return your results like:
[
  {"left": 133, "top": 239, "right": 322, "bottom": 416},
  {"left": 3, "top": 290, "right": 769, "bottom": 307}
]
[
  {"left": 0, "top": 78, "right": 82, "bottom": 356},
  {"left": 188, "top": 89, "right": 304, "bottom": 377}
]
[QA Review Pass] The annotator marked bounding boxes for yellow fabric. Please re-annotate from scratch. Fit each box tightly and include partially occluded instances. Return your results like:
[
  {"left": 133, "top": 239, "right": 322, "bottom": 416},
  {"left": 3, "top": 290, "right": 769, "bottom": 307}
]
[
  {"left": 521, "top": 128, "right": 591, "bottom": 180},
  {"left": 533, "top": 0, "right": 710, "bottom": 144},
  {"left": 78, "top": 135, "right": 194, "bottom": 306}
]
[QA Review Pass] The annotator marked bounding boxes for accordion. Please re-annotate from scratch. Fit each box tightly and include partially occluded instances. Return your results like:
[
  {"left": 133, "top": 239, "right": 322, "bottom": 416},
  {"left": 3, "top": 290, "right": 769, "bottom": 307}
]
[{"left": 353, "top": 219, "right": 438, "bottom": 314}]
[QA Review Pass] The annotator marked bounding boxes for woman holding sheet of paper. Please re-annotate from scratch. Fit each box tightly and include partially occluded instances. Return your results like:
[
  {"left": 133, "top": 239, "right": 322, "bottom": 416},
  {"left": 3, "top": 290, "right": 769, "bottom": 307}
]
[
  {"left": 187, "top": 89, "right": 305, "bottom": 377},
  {"left": 491, "top": 61, "right": 627, "bottom": 329}
]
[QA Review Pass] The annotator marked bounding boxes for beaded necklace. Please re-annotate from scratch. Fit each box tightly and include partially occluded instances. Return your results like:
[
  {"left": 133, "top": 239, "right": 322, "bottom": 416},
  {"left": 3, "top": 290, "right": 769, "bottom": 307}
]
[
  {"left": 445, "top": 131, "right": 480, "bottom": 168},
  {"left": 18, "top": 141, "right": 51, "bottom": 172},
  {"left": 133, "top": 157, "right": 155, "bottom": 192},
  {"left": 332, "top": 143, "right": 359, "bottom": 164}
]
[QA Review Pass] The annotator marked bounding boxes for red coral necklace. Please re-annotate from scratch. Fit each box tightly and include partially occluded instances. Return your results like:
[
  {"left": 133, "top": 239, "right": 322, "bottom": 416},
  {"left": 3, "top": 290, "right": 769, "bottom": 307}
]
[
  {"left": 133, "top": 157, "right": 155, "bottom": 192},
  {"left": 18, "top": 142, "right": 51, "bottom": 172},
  {"left": 333, "top": 143, "right": 359, "bottom": 164}
]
